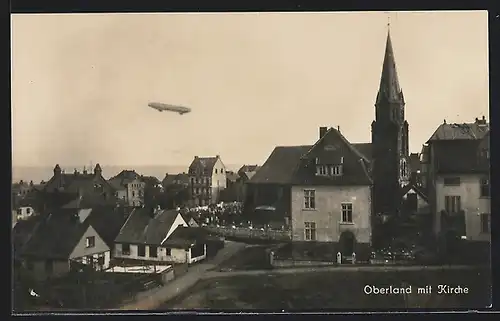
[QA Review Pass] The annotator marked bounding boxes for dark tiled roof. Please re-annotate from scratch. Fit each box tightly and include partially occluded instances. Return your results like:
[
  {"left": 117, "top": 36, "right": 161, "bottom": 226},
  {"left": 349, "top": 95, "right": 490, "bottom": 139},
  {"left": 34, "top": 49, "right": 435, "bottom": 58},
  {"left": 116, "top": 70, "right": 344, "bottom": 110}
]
[
  {"left": 140, "top": 175, "right": 161, "bottom": 186},
  {"left": 21, "top": 213, "right": 90, "bottom": 260},
  {"left": 61, "top": 193, "right": 117, "bottom": 209},
  {"left": 427, "top": 122, "right": 489, "bottom": 142},
  {"left": 162, "top": 227, "right": 208, "bottom": 249},
  {"left": 188, "top": 156, "right": 219, "bottom": 173},
  {"left": 114, "top": 208, "right": 180, "bottom": 245},
  {"left": 109, "top": 170, "right": 141, "bottom": 188},
  {"left": 292, "top": 128, "right": 372, "bottom": 186},
  {"left": 85, "top": 206, "right": 131, "bottom": 247},
  {"left": 12, "top": 216, "right": 44, "bottom": 257},
  {"left": 162, "top": 173, "right": 190, "bottom": 186},
  {"left": 238, "top": 165, "right": 260, "bottom": 174},
  {"left": 351, "top": 143, "right": 372, "bottom": 161},
  {"left": 249, "top": 146, "right": 312, "bottom": 184},
  {"left": 226, "top": 171, "right": 239, "bottom": 183},
  {"left": 432, "top": 140, "right": 488, "bottom": 174}
]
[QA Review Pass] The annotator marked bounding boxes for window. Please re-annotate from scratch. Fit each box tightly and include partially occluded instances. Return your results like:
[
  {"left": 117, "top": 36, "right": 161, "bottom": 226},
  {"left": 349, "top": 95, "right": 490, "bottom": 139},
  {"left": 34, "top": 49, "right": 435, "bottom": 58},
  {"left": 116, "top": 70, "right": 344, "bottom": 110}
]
[
  {"left": 97, "top": 254, "right": 105, "bottom": 270},
  {"left": 86, "top": 255, "right": 94, "bottom": 267},
  {"left": 122, "top": 243, "right": 130, "bottom": 255},
  {"left": 86, "top": 236, "right": 95, "bottom": 248},
  {"left": 331, "top": 165, "right": 342, "bottom": 176},
  {"left": 341, "top": 203, "right": 353, "bottom": 223},
  {"left": 480, "top": 178, "right": 490, "bottom": 197},
  {"left": 215, "top": 169, "right": 218, "bottom": 174},
  {"left": 304, "top": 190, "right": 316, "bottom": 209},
  {"left": 480, "top": 213, "right": 490, "bottom": 233},
  {"left": 304, "top": 222, "right": 316, "bottom": 241},
  {"left": 444, "top": 196, "right": 461, "bottom": 213},
  {"left": 191, "top": 177, "right": 195, "bottom": 184},
  {"left": 27, "top": 208, "right": 31, "bottom": 214},
  {"left": 132, "top": 191, "right": 135, "bottom": 197},
  {"left": 45, "top": 260, "right": 53, "bottom": 274},
  {"left": 444, "top": 177, "right": 461, "bottom": 186},
  {"left": 149, "top": 246, "right": 158, "bottom": 258},
  {"left": 138, "top": 244, "right": 146, "bottom": 257},
  {"left": 17, "top": 208, "right": 22, "bottom": 215},
  {"left": 221, "top": 168, "right": 224, "bottom": 174},
  {"left": 166, "top": 248, "right": 172, "bottom": 256}
]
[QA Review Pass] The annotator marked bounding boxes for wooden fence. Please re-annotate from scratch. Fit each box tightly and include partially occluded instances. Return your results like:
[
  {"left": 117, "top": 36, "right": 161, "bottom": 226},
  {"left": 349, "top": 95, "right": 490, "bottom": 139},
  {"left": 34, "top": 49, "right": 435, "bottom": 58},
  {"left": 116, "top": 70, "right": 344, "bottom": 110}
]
[{"left": 204, "top": 226, "right": 292, "bottom": 241}]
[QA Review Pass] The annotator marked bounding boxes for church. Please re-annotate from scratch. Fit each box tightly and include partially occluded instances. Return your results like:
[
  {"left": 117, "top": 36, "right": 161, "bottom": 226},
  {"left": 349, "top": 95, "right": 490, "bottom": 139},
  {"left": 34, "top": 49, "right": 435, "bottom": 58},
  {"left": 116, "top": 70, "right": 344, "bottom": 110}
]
[
  {"left": 246, "top": 26, "right": 412, "bottom": 259},
  {"left": 371, "top": 27, "right": 411, "bottom": 218}
]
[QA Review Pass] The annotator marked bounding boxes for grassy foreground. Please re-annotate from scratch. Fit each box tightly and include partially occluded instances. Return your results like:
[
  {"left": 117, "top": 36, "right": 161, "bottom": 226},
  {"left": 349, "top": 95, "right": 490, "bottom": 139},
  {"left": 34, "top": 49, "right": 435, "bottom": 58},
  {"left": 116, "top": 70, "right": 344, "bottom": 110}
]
[{"left": 163, "top": 267, "right": 491, "bottom": 310}]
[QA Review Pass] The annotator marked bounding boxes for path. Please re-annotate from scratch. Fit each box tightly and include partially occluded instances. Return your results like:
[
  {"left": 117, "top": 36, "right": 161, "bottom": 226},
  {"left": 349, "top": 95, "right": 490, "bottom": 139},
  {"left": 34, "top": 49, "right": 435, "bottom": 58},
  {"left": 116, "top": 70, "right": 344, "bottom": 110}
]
[
  {"left": 203, "top": 264, "right": 485, "bottom": 279},
  {"left": 117, "top": 241, "right": 247, "bottom": 310}
]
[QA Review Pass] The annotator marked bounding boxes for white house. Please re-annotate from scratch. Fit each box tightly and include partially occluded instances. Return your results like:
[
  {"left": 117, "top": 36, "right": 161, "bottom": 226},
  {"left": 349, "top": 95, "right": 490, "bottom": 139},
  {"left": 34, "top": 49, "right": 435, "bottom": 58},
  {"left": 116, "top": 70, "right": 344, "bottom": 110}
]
[
  {"left": 20, "top": 211, "right": 112, "bottom": 281},
  {"left": 108, "top": 170, "right": 146, "bottom": 207},
  {"left": 288, "top": 127, "right": 374, "bottom": 262},
  {"left": 424, "top": 118, "right": 490, "bottom": 261},
  {"left": 114, "top": 208, "right": 207, "bottom": 264}
]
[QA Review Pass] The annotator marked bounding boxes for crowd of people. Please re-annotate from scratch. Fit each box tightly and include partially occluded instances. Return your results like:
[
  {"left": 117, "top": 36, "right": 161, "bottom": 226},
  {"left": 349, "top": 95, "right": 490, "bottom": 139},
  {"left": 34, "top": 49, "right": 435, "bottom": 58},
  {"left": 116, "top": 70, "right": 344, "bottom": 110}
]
[
  {"left": 180, "top": 201, "right": 246, "bottom": 227},
  {"left": 178, "top": 201, "right": 289, "bottom": 231}
]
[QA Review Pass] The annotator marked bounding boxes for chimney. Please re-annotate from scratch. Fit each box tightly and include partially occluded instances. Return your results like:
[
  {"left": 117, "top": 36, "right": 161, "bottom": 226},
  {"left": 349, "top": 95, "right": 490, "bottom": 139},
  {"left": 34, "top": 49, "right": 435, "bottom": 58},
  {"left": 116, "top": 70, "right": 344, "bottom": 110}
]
[
  {"left": 54, "top": 164, "right": 61, "bottom": 176},
  {"left": 319, "top": 127, "right": 328, "bottom": 139},
  {"left": 29, "top": 180, "right": 33, "bottom": 186},
  {"left": 475, "top": 117, "right": 479, "bottom": 123},
  {"left": 337, "top": 126, "right": 340, "bottom": 132},
  {"left": 74, "top": 168, "right": 78, "bottom": 175},
  {"left": 482, "top": 115, "right": 486, "bottom": 121},
  {"left": 194, "top": 156, "right": 198, "bottom": 159},
  {"left": 83, "top": 166, "right": 87, "bottom": 175},
  {"left": 443, "top": 119, "right": 446, "bottom": 124},
  {"left": 94, "top": 163, "right": 102, "bottom": 175}
]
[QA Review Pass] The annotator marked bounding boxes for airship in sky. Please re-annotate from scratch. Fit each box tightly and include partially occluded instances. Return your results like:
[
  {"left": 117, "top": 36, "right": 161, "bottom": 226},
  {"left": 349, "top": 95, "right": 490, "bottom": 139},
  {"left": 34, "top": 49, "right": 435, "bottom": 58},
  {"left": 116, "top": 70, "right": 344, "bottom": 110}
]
[{"left": 147, "top": 102, "right": 191, "bottom": 115}]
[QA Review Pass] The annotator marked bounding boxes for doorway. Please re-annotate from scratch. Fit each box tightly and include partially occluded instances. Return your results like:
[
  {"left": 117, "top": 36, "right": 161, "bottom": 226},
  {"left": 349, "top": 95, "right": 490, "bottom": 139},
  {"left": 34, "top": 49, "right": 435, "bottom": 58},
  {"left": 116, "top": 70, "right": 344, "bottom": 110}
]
[{"left": 339, "top": 231, "right": 356, "bottom": 257}]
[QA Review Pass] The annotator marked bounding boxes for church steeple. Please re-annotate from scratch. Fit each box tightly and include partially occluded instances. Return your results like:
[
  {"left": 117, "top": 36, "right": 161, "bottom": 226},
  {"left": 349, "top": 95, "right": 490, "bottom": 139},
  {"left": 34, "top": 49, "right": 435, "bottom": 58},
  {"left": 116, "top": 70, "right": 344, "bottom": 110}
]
[{"left": 376, "top": 28, "right": 404, "bottom": 105}]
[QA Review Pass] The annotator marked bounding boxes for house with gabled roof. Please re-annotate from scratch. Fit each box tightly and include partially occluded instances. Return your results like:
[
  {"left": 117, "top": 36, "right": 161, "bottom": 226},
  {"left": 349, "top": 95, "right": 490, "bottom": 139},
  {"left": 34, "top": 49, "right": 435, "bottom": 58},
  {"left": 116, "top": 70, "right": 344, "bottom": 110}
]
[
  {"left": 16, "top": 205, "right": 131, "bottom": 281},
  {"left": 42, "top": 164, "right": 117, "bottom": 210},
  {"left": 289, "top": 126, "right": 373, "bottom": 262},
  {"left": 114, "top": 208, "right": 207, "bottom": 264},
  {"left": 108, "top": 170, "right": 145, "bottom": 207},
  {"left": 188, "top": 155, "right": 227, "bottom": 206},
  {"left": 245, "top": 130, "right": 372, "bottom": 230},
  {"left": 424, "top": 116, "right": 490, "bottom": 261},
  {"left": 401, "top": 183, "right": 430, "bottom": 215}
]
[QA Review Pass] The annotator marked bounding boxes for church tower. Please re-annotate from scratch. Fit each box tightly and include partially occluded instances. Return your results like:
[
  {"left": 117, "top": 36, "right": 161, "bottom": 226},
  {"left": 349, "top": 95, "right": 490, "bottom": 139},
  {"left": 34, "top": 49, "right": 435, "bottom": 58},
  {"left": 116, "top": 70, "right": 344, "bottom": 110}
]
[{"left": 371, "top": 27, "right": 410, "bottom": 217}]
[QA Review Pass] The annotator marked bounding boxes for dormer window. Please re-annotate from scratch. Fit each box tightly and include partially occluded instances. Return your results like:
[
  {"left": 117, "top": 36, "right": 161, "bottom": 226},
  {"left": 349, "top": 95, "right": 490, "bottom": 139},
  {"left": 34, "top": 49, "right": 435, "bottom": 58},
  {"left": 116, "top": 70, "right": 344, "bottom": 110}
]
[
  {"left": 331, "top": 165, "right": 342, "bottom": 176},
  {"left": 316, "top": 164, "right": 342, "bottom": 177}
]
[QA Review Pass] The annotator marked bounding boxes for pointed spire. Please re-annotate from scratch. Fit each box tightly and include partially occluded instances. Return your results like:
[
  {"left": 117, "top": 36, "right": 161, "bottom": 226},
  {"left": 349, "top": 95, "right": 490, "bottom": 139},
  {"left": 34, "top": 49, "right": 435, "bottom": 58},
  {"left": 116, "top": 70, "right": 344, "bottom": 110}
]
[{"left": 376, "top": 27, "right": 403, "bottom": 105}]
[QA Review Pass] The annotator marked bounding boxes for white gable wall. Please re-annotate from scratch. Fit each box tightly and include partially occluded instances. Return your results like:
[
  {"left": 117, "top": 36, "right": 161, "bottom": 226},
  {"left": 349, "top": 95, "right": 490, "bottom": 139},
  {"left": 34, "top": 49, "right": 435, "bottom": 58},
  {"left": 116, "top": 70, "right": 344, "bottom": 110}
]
[{"left": 164, "top": 213, "right": 188, "bottom": 240}]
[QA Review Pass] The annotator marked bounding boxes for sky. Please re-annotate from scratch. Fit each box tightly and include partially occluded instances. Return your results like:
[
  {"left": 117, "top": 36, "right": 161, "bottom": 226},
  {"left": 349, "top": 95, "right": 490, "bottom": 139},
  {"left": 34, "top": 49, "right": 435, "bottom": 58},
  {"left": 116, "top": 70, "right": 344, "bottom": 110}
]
[{"left": 11, "top": 11, "right": 489, "bottom": 168}]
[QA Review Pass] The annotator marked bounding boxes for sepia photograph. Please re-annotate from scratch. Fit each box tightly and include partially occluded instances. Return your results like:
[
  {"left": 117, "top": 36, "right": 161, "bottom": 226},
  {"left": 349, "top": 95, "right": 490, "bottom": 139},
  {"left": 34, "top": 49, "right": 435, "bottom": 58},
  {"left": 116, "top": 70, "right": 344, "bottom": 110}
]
[{"left": 11, "top": 10, "right": 491, "bottom": 312}]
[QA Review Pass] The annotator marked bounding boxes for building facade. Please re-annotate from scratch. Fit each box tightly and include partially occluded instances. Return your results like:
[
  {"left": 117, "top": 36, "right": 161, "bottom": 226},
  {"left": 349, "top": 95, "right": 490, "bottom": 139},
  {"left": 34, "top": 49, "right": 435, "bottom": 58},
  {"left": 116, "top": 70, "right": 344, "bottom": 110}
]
[
  {"left": 289, "top": 127, "right": 373, "bottom": 262},
  {"left": 424, "top": 117, "right": 490, "bottom": 261},
  {"left": 108, "top": 170, "right": 145, "bottom": 207},
  {"left": 188, "top": 155, "right": 227, "bottom": 206}
]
